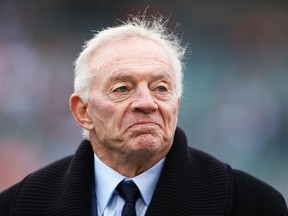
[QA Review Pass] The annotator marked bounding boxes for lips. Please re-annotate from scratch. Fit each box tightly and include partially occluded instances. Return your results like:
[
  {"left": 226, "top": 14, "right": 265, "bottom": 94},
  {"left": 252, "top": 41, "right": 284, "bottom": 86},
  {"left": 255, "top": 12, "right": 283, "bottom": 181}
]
[{"left": 128, "top": 121, "right": 160, "bottom": 130}]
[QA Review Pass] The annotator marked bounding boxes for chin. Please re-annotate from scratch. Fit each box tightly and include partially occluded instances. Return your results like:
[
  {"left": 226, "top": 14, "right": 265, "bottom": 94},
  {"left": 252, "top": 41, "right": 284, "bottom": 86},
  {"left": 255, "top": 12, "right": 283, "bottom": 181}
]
[{"left": 132, "top": 134, "right": 164, "bottom": 152}]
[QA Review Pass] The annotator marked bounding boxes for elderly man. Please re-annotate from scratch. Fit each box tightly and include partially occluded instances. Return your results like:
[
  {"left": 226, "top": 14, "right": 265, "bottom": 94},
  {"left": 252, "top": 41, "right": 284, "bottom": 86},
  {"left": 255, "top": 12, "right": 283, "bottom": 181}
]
[{"left": 0, "top": 15, "right": 287, "bottom": 216}]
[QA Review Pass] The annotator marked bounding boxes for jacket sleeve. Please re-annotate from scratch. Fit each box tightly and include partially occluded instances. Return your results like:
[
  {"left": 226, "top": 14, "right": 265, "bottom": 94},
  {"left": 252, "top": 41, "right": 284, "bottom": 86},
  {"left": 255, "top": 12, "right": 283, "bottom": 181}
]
[{"left": 0, "top": 182, "right": 22, "bottom": 215}]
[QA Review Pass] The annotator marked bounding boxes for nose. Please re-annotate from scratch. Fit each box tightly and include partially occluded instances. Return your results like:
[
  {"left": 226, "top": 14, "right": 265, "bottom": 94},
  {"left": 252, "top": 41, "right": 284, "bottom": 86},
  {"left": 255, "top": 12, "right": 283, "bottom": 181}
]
[{"left": 130, "top": 87, "right": 158, "bottom": 113}]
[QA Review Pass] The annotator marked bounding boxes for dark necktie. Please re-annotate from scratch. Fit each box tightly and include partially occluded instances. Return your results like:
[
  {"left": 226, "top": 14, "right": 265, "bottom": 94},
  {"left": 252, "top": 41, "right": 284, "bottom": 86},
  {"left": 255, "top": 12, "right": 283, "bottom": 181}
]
[{"left": 116, "top": 180, "right": 140, "bottom": 216}]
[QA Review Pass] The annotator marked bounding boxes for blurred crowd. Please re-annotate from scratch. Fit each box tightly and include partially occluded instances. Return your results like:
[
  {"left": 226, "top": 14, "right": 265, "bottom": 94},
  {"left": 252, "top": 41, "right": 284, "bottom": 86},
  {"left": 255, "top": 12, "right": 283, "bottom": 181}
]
[{"left": 0, "top": 0, "right": 287, "bottom": 203}]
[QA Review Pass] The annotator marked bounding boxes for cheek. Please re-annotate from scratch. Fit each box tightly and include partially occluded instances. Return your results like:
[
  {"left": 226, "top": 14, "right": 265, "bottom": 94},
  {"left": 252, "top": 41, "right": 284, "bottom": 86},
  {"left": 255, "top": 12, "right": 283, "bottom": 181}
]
[
  {"left": 89, "top": 99, "right": 126, "bottom": 131},
  {"left": 88, "top": 100, "right": 113, "bottom": 124},
  {"left": 164, "top": 101, "right": 179, "bottom": 123}
]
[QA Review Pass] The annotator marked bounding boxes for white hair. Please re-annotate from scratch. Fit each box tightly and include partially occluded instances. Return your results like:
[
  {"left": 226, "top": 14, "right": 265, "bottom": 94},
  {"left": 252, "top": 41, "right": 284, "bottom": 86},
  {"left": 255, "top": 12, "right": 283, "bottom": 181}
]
[{"left": 73, "top": 14, "right": 186, "bottom": 139}]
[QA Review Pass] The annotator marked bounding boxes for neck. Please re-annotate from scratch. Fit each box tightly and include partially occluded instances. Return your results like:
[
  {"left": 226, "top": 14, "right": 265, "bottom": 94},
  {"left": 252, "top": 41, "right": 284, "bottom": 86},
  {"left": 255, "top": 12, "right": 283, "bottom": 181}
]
[
  {"left": 95, "top": 149, "right": 168, "bottom": 177},
  {"left": 91, "top": 144, "right": 168, "bottom": 177}
]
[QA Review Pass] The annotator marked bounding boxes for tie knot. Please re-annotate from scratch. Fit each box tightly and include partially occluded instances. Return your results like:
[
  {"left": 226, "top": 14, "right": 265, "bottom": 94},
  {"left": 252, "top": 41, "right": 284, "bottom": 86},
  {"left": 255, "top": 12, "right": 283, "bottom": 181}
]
[{"left": 116, "top": 180, "right": 140, "bottom": 204}]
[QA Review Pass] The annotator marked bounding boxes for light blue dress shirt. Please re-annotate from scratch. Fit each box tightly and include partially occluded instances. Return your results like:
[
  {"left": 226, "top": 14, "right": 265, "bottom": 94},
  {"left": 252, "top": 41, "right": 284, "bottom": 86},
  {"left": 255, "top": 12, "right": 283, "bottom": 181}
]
[{"left": 94, "top": 154, "right": 165, "bottom": 216}]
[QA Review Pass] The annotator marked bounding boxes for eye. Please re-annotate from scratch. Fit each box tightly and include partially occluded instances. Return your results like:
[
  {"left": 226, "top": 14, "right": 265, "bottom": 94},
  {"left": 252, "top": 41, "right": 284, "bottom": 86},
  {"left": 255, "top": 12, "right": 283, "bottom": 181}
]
[
  {"left": 115, "top": 86, "right": 128, "bottom": 92},
  {"left": 157, "top": 85, "right": 168, "bottom": 92}
]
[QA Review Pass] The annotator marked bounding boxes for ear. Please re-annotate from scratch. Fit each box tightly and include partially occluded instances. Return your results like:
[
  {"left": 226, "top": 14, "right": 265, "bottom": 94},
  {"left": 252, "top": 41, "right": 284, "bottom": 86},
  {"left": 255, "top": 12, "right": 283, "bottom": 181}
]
[{"left": 69, "top": 93, "right": 94, "bottom": 131}]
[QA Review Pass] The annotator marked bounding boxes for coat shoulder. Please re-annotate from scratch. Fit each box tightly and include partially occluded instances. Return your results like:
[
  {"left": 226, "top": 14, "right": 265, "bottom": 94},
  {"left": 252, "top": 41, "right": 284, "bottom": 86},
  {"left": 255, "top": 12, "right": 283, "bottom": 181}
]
[
  {"left": 0, "top": 155, "right": 73, "bottom": 215},
  {"left": 0, "top": 182, "right": 22, "bottom": 215},
  {"left": 231, "top": 169, "right": 288, "bottom": 215}
]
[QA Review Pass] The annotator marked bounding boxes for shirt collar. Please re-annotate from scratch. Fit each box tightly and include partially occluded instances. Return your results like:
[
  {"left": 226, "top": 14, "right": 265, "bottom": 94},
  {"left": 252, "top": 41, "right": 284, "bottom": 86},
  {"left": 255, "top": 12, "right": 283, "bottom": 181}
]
[
  {"left": 94, "top": 153, "right": 165, "bottom": 215},
  {"left": 132, "top": 157, "right": 165, "bottom": 205}
]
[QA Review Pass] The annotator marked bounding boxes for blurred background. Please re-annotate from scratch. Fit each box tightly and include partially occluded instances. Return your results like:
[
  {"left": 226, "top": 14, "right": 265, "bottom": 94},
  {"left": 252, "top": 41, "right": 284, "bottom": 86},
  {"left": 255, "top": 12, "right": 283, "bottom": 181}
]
[{"left": 0, "top": 0, "right": 287, "bottom": 203}]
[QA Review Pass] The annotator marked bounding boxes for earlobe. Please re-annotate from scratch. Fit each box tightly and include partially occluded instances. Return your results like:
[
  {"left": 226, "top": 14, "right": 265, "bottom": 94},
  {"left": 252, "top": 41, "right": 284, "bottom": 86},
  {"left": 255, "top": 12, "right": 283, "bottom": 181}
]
[{"left": 69, "top": 93, "right": 94, "bottom": 130}]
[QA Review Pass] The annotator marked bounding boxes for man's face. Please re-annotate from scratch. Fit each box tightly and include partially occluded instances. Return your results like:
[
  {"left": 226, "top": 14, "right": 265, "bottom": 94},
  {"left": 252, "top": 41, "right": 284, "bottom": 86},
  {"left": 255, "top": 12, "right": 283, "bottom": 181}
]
[{"left": 86, "top": 37, "right": 180, "bottom": 162}]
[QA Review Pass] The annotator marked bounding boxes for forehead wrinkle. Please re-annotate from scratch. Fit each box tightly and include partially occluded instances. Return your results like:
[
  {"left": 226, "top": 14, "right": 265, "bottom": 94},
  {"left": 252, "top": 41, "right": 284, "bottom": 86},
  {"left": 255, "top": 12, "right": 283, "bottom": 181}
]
[
  {"left": 92, "top": 55, "right": 174, "bottom": 82},
  {"left": 105, "top": 69, "right": 174, "bottom": 84}
]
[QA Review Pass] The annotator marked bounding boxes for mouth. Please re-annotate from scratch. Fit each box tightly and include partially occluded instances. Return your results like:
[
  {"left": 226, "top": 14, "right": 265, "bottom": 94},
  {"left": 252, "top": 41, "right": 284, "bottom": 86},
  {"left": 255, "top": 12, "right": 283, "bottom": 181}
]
[{"left": 128, "top": 122, "right": 160, "bottom": 130}]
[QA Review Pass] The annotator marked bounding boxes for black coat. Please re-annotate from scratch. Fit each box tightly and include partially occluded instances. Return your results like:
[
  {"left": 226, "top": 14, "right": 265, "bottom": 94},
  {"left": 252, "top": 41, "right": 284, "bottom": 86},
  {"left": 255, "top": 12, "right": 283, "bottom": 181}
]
[{"left": 0, "top": 127, "right": 287, "bottom": 215}]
